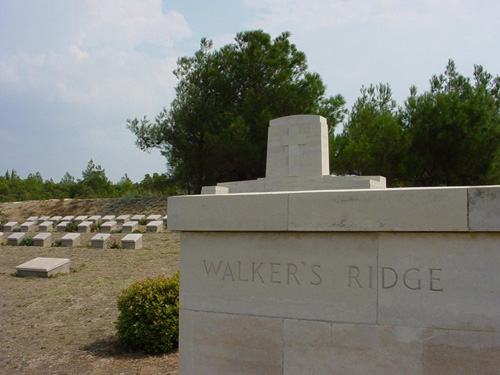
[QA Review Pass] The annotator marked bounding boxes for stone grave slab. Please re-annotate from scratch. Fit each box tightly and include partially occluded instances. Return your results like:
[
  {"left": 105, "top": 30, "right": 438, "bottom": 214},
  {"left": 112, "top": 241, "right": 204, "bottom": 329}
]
[
  {"left": 33, "top": 232, "right": 52, "bottom": 247},
  {"left": 101, "top": 215, "right": 115, "bottom": 222},
  {"left": 146, "top": 220, "right": 163, "bottom": 233},
  {"left": 131, "top": 214, "right": 145, "bottom": 222},
  {"left": 56, "top": 221, "right": 70, "bottom": 233},
  {"left": 38, "top": 221, "right": 54, "bottom": 232},
  {"left": 101, "top": 221, "right": 118, "bottom": 233},
  {"left": 16, "top": 257, "right": 70, "bottom": 278},
  {"left": 20, "top": 221, "right": 36, "bottom": 232},
  {"left": 26, "top": 216, "right": 38, "bottom": 222},
  {"left": 116, "top": 215, "right": 130, "bottom": 225},
  {"left": 146, "top": 214, "right": 162, "bottom": 223},
  {"left": 163, "top": 215, "right": 168, "bottom": 225},
  {"left": 7, "top": 232, "right": 25, "bottom": 245},
  {"left": 78, "top": 221, "right": 93, "bottom": 233},
  {"left": 62, "top": 215, "right": 74, "bottom": 222},
  {"left": 4, "top": 221, "right": 19, "bottom": 232},
  {"left": 61, "top": 233, "right": 80, "bottom": 247},
  {"left": 50, "top": 215, "right": 63, "bottom": 222},
  {"left": 122, "top": 221, "right": 139, "bottom": 233},
  {"left": 121, "top": 233, "right": 143, "bottom": 249},
  {"left": 74, "top": 215, "right": 88, "bottom": 224},
  {"left": 88, "top": 215, "right": 101, "bottom": 223},
  {"left": 37, "top": 216, "right": 50, "bottom": 224},
  {"left": 91, "top": 233, "right": 110, "bottom": 248}
]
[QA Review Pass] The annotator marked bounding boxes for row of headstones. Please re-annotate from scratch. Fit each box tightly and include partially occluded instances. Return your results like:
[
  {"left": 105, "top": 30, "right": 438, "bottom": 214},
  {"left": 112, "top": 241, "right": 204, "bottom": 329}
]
[
  {"left": 3, "top": 214, "right": 168, "bottom": 234},
  {"left": 3, "top": 232, "right": 143, "bottom": 249}
]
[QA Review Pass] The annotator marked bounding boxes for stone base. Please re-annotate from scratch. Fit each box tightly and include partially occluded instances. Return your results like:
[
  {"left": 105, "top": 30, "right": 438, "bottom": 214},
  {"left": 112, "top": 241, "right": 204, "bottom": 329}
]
[
  {"left": 91, "top": 233, "right": 110, "bottom": 248},
  {"left": 146, "top": 221, "right": 163, "bottom": 233},
  {"left": 61, "top": 233, "right": 80, "bottom": 247},
  {"left": 33, "top": 233, "right": 52, "bottom": 247},
  {"left": 7, "top": 232, "right": 25, "bottom": 245},
  {"left": 101, "top": 221, "right": 118, "bottom": 233},
  {"left": 78, "top": 221, "right": 93, "bottom": 233},
  {"left": 38, "top": 221, "right": 54, "bottom": 232},
  {"left": 121, "top": 233, "right": 143, "bottom": 249},
  {"left": 122, "top": 221, "right": 139, "bottom": 233},
  {"left": 15, "top": 257, "right": 70, "bottom": 278}
]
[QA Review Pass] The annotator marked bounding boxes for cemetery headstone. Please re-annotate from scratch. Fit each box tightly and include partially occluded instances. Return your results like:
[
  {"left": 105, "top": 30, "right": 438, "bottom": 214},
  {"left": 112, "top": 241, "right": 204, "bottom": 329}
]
[
  {"left": 20, "top": 221, "right": 36, "bottom": 233},
  {"left": 146, "top": 214, "right": 162, "bottom": 223},
  {"left": 74, "top": 215, "right": 88, "bottom": 224},
  {"left": 49, "top": 215, "right": 63, "bottom": 222},
  {"left": 121, "top": 233, "right": 142, "bottom": 249},
  {"left": 116, "top": 215, "right": 130, "bottom": 225},
  {"left": 38, "top": 221, "right": 54, "bottom": 232},
  {"left": 33, "top": 233, "right": 52, "bottom": 247},
  {"left": 4, "top": 222, "right": 19, "bottom": 232},
  {"left": 77, "top": 221, "right": 93, "bottom": 233},
  {"left": 88, "top": 215, "right": 102, "bottom": 223},
  {"left": 56, "top": 221, "right": 70, "bottom": 233},
  {"left": 146, "top": 220, "right": 163, "bottom": 233},
  {"left": 91, "top": 233, "right": 110, "bottom": 249},
  {"left": 101, "top": 221, "right": 118, "bottom": 233},
  {"left": 169, "top": 114, "right": 500, "bottom": 374},
  {"left": 122, "top": 221, "right": 139, "bottom": 233},
  {"left": 61, "top": 233, "right": 80, "bottom": 247},
  {"left": 101, "top": 215, "right": 115, "bottom": 222},
  {"left": 131, "top": 214, "right": 145, "bottom": 222},
  {"left": 7, "top": 232, "right": 25, "bottom": 246},
  {"left": 26, "top": 216, "right": 38, "bottom": 222},
  {"left": 62, "top": 215, "right": 75, "bottom": 222},
  {"left": 16, "top": 257, "right": 70, "bottom": 278},
  {"left": 37, "top": 216, "right": 50, "bottom": 224}
]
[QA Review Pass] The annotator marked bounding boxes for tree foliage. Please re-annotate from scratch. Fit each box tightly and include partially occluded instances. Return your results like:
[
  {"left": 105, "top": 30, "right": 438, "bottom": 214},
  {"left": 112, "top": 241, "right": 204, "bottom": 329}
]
[{"left": 128, "top": 30, "right": 344, "bottom": 193}]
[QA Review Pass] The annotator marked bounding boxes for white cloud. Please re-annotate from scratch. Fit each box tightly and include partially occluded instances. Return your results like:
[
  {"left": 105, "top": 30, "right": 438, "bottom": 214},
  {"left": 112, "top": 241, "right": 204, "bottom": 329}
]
[{"left": 0, "top": 0, "right": 191, "bottom": 117}]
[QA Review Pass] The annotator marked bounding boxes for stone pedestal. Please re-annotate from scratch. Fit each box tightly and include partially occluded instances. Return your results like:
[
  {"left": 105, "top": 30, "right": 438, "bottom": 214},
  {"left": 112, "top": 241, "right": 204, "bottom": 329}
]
[
  {"left": 61, "top": 233, "right": 80, "bottom": 247},
  {"left": 91, "top": 233, "right": 110, "bottom": 248},
  {"left": 121, "top": 233, "right": 143, "bottom": 249},
  {"left": 33, "top": 233, "right": 52, "bottom": 247},
  {"left": 146, "top": 220, "right": 163, "bottom": 233},
  {"left": 122, "top": 221, "right": 139, "bottom": 233},
  {"left": 16, "top": 257, "right": 70, "bottom": 278}
]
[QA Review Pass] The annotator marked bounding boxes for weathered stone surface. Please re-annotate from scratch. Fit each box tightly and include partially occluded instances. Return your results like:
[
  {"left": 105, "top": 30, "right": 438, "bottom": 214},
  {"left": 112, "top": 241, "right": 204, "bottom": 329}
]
[
  {"left": 20, "top": 221, "right": 36, "bottom": 232},
  {"left": 62, "top": 215, "right": 74, "bottom": 222},
  {"left": 4, "top": 221, "right": 19, "bottom": 232},
  {"left": 146, "top": 220, "right": 164, "bottom": 233},
  {"left": 37, "top": 216, "right": 50, "bottom": 224},
  {"left": 7, "top": 232, "right": 25, "bottom": 245},
  {"left": 100, "top": 221, "right": 118, "bottom": 233},
  {"left": 179, "top": 310, "right": 283, "bottom": 375},
  {"left": 26, "top": 216, "right": 38, "bottom": 222},
  {"left": 146, "top": 214, "right": 162, "bottom": 223},
  {"left": 122, "top": 221, "right": 139, "bottom": 233},
  {"left": 74, "top": 215, "right": 88, "bottom": 224},
  {"left": 131, "top": 214, "right": 145, "bottom": 221},
  {"left": 33, "top": 233, "right": 52, "bottom": 247},
  {"left": 49, "top": 215, "right": 62, "bottom": 222},
  {"left": 15, "top": 257, "right": 70, "bottom": 278},
  {"left": 77, "top": 221, "right": 93, "bottom": 233},
  {"left": 38, "top": 221, "right": 54, "bottom": 232},
  {"left": 121, "top": 233, "right": 142, "bottom": 249},
  {"left": 468, "top": 186, "right": 500, "bottom": 231},
  {"left": 88, "top": 215, "right": 101, "bottom": 223},
  {"left": 101, "top": 215, "right": 115, "bottom": 222},
  {"left": 61, "top": 233, "right": 80, "bottom": 247},
  {"left": 91, "top": 233, "right": 110, "bottom": 248},
  {"left": 56, "top": 221, "right": 70, "bottom": 233},
  {"left": 115, "top": 215, "right": 130, "bottom": 225}
]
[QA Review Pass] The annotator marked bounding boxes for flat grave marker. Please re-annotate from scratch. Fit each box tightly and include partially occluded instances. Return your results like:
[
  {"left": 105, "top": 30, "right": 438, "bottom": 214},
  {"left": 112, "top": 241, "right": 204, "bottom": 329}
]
[
  {"left": 146, "top": 220, "right": 163, "bottom": 233},
  {"left": 20, "top": 221, "right": 36, "bottom": 232},
  {"left": 56, "top": 221, "right": 70, "bottom": 233},
  {"left": 33, "top": 233, "right": 52, "bottom": 247},
  {"left": 4, "top": 222, "right": 19, "bottom": 232},
  {"left": 131, "top": 214, "right": 145, "bottom": 221},
  {"left": 101, "top": 221, "right": 118, "bottom": 233},
  {"left": 146, "top": 214, "right": 162, "bottom": 223},
  {"left": 78, "top": 221, "right": 93, "bottom": 233},
  {"left": 38, "top": 221, "right": 54, "bottom": 232},
  {"left": 61, "top": 233, "right": 80, "bottom": 247},
  {"left": 121, "top": 233, "right": 142, "bottom": 249},
  {"left": 91, "top": 233, "right": 110, "bottom": 249},
  {"left": 37, "top": 216, "right": 50, "bottom": 224},
  {"left": 50, "top": 215, "right": 63, "bottom": 222},
  {"left": 74, "top": 215, "right": 88, "bottom": 224},
  {"left": 7, "top": 232, "right": 25, "bottom": 246},
  {"left": 101, "top": 215, "right": 115, "bottom": 222},
  {"left": 122, "top": 221, "right": 139, "bottom": 233},
  {"left": 15, "top": 257, "right": 70, "bottom": 278}
]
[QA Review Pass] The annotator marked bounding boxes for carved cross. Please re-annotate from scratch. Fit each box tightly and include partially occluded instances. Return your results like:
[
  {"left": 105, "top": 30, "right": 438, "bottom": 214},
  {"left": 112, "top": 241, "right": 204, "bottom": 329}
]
[{"left": 281, "top": 126, "right": 307, "bottom": 177}]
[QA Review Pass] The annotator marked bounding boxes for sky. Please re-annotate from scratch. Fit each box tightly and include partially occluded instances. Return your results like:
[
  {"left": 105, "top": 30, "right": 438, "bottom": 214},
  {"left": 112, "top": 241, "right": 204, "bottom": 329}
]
[{"left": 1, "top": 0, "right": 499, "bottom": 183}]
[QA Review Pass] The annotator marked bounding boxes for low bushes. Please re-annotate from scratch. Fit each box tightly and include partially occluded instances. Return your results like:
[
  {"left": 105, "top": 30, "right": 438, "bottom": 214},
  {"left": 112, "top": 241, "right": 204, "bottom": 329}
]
[{"left": 115, "top": 271, "right": 179, "bottom": 354}]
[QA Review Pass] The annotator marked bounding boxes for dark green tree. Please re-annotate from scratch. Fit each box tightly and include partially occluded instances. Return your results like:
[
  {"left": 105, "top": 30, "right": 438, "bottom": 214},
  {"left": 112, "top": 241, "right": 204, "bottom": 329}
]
[
  {"left": 78, "top": 160, "right": 114, "bottom": 198},
  {"left": 404, "top": 60, "right": 500, "bottom": 186},
  {"left": 332, "top": 84, "right": 409, "bottom": 186},
  {"left": 128, "top": 30, "right": 344, "bottom": 194}
]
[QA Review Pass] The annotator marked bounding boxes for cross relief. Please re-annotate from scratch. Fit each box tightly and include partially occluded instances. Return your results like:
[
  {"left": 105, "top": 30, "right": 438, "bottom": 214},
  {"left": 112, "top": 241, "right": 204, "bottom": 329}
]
[{"left": 281, "top": 126, "right": 308, "bottom": 177}]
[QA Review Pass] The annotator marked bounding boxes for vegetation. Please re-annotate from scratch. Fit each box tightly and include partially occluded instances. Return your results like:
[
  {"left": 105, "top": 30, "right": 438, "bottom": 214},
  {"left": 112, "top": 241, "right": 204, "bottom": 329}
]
[
  {"left": 0, "top": 160, "right": 182, "bottom": 202},
  {"left": 19, "top": 236, "right": 34, "bottom": 246},
  {"left": 115, "top": 272, "right": 179, "bottom": 354},
  {"left": 128, "top": 30, "right": 345, "bottom": 193}
]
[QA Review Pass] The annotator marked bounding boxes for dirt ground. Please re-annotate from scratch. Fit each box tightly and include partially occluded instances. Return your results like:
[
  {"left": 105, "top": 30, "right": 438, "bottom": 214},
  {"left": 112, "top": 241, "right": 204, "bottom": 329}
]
[{"left": 0, "top": 199, "right": 180, "bottom": 375}]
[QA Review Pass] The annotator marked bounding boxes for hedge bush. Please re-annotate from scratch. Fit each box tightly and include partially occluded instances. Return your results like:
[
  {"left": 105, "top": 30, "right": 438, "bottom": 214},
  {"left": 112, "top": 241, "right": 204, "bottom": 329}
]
[{"left": 115, "top": 272, "right": 179, "bottom": 354}]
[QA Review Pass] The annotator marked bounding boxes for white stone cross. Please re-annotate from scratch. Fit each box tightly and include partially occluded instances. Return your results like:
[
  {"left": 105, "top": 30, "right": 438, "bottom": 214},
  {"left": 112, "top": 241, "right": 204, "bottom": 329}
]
[{"left": 281, "top": 126, "right": 307, "bottom": 177}]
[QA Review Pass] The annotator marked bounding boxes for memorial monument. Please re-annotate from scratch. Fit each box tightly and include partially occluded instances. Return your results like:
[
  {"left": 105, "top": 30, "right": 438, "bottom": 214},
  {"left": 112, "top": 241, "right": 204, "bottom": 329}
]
[{"left": 169, "top": 114, "right": 500, "bottom": 374}]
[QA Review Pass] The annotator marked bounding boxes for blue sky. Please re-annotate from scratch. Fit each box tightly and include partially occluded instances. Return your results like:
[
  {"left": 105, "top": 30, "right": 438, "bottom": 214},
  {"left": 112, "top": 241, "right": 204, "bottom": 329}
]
[{"left": 1, "top": 0, "right": 499, "bottom": 182}]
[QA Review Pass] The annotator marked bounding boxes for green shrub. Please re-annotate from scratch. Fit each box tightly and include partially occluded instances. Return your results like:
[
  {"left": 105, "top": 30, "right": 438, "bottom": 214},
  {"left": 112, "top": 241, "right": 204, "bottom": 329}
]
[
  {"left": 91, "top": 222, "right": 101, "bottom": 233},
  {"left": 19, "top": 236, "right": 34, "bottom": 246},
  {"left": 108, "top": 238, "right": 121, "bottom": 249},
  {"left": 116, "top": 272, "right": 179, "bottom": 354},
  {"left": 139, "top": 218, "right": 147, "bottom": 226},
  {"left": 65, "top": 222, "right": 78, "bottom": 232}
]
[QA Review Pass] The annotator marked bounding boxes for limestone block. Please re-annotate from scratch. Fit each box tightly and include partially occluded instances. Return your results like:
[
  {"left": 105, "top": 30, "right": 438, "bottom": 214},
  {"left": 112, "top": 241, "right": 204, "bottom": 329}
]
[
  {"left": 101, "top": 215, "right": 115, "bottom": 222},
  {"left": 283, "top": 320, "right": 422, "bottom": 375},
  {"left": 56, "top": 221, "right": 70, "bottom": 233},
  {"left": 77, "top": 221, "right": 93, "bottom": 233},
  {"left": 180, "top": 232, "right": 378, "bottom": 324},
  {"left": 37, "top": 216, "right": 50, "bottom": 224},
  {"left": 91, "top": 233, "right": 110, "bottom": 248},
  {"left": 179, "top": 310, "right": 283, "bottom": 375},
  {"left": 377, "top": 233, "right": 500, "bottom": 332},
  {"left": 4, "top": 221, "right": 19, "bottom": 232},
  {"left": 146, "top": 220, "right": 163, "bottom": 233},
  {"left": 74, "top": 215, "right": 88, "bottom": 224},
  {"left": 422, "top": 328, "right": 500, "bottom": 374},
  {"left": 88, "top": 215, "right": 101, "bottom": 223},
  {"left": 15, "top": 257, "right": 70, "bottom": 278},
  {"left": 201, "top": 186, "right": 229, "bottom": 195},
  {"left": 100, "top": 221, "right": 118, "bottom": 233},
  {"left": 26, "top": 216, "right": 38, "bottom": 222},
  {"left": 61, "top": 233, "right": 80, "bottom": 247},
  {"left": 116, "top": 215, "right": 130, "bottom": 225},
  {"left": 38, "top": 221, "right": 54, "bottom": 232},
  {"left": 168, "top": 193, "right": 289, "bottom": 232},
  {"left": 163, "top": 215, "right": 168, "bottom": 225},
  {"left": 131, "top": 214, "right": 145, "bottom": 222},
  {"left": 20, "top": 221, "right": 36, "bottom": 232},
  {"left": 62, "top": 215, "right": 74, "bottom": 222},
  {"left": 7, "top": 232, "right": 25, "bottom": 245},
  {"left": 146, "top": 214, "right": 162, "bottom": 223},
  {"left": 49, "top": 215, "right": 62, "bottom": 222},
  {"left": 33, "top": 233, "right": 52, "bottom": 247},
  {"left": 121, "top": 233, "right": 142, "bottom": 249},
  {"left": 288, "top": 187, "right": 468, "bottom": 232},
  {"left": 468, "top": 186, "right": 500, "bottom": 231},
  {"left": 122, "top": 221, "right": 139, "bottom": 233}
]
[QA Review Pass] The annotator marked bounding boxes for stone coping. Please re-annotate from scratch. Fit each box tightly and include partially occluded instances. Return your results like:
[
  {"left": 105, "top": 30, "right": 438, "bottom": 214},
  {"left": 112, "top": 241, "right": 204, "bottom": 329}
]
[
  {"left": 168, "top": 186, "right": 500, "bottom": 232},
  {"left": 16, "top": 257, "right": 70, "bottom": 272}
]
